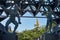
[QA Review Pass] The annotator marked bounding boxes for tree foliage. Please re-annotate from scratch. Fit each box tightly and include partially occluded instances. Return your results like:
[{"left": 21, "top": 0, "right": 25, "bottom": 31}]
[
  {"left": 17, "top": 26, "right": 45, "bottom": 40},
  {"left": 16, "top": 21, "right": 56, "bottom": 40}
]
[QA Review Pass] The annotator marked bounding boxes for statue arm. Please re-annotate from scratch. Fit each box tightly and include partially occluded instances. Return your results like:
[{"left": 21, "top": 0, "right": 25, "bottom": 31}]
[{"left": 17, "top": 13, "right": 21, "bottom": 24}]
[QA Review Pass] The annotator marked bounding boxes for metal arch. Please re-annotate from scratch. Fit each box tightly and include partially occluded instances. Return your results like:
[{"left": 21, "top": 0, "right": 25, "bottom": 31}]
[{"left": 0, "top": 0, "right": 60, "bottom": 22}]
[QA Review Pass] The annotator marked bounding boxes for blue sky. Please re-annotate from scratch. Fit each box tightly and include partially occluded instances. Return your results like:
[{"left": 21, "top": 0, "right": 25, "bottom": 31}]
[{"left": 0, "top": 12, "right": 47, "bottom": 32}]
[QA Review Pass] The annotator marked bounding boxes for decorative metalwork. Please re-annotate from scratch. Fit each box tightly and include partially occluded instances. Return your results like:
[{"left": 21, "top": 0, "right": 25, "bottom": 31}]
[
  {"left": 0, "top": 0, "right": 60, "bottom": 32},
  {"left": 0, "top": 0, "right": 60, "bottom": 40},
  {"left": 0, "top": 0, "right": 60, "bottom": 33}
]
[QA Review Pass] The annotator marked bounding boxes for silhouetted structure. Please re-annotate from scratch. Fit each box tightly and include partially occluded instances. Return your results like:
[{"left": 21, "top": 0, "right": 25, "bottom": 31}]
[{"left": 0, "top": 0, "right": 60, "bottom": 40}]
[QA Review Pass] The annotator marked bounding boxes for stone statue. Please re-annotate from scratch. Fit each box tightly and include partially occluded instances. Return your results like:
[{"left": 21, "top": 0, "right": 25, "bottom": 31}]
[
  {"left": 5, "top": 4, "right": 21, "bottom": 33},
  {"left": 45, "top": 7, "right": 53, "bottom": 32},
  {"left": 46, "top": 13, "right": 53, "bottom": 32}
]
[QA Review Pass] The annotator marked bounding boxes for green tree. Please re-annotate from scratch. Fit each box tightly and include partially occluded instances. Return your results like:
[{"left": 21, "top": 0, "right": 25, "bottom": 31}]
[{"left": 17, "top": 26, "right": 45, "bottom": 40}]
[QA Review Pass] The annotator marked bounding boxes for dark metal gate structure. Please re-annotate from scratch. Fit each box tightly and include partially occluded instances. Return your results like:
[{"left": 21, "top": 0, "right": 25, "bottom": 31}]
[{"left": 0, "top": 0, "right": 60, "bottom": 40}]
